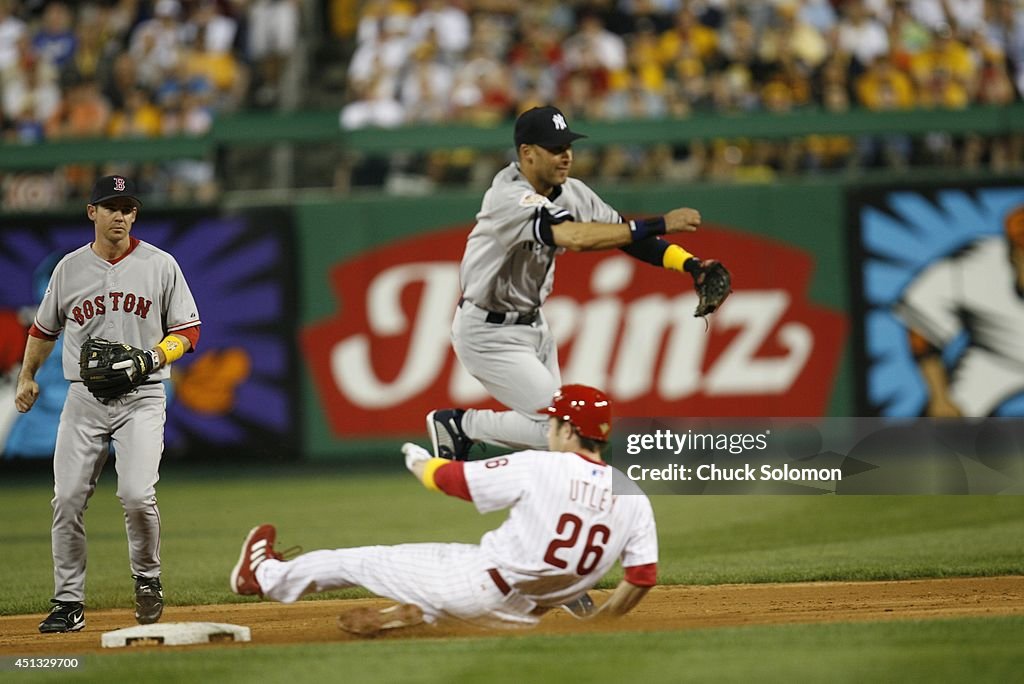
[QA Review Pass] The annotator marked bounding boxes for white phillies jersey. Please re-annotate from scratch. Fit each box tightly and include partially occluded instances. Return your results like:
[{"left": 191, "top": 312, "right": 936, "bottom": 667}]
[
  {"left": 464, "top": 450, "right": 658, "bottom": 606},
  {"left": 459, "top": 162, "right": 622, "bottom": 313},
  {"left": 34, "top": 240, "right": 201, "bottom": 382}
]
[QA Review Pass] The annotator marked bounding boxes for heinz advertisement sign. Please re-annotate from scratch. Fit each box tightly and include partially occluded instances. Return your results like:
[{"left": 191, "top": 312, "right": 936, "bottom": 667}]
[{"left": 302, "top": 220, "right": 847, "bottom": 439}]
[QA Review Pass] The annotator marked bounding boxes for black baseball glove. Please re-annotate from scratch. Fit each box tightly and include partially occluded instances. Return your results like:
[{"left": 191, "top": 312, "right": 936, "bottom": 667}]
[
  {"left": 79, "top": 337, "right": 159, "bottom": 401},
  {"left": 686, "top": 258, "right": 733, "bottom": 317}
]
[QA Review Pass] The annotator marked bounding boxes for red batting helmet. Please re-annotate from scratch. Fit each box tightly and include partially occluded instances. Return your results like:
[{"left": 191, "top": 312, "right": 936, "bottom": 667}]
[{"left": 537, "top": 384, "right": 612, "bottom": 441}]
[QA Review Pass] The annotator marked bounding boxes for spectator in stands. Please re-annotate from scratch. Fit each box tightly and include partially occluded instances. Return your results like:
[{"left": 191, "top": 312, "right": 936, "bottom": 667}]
[
  {"left": 854, "top": 54, "right": 916, "bottom": 169},
  {"left": 564, "top": 11, "right": 627, "bottom": 74},
  {"left": 557, "top": 64, "right": 605, "bottom": 121},
  {"left": 348, "top": 11, "right": 412, "bottom": 100},
  {"left": 246, "top": 0, "right": 301, "bottom": 108},
  {"left": 31, "top": 1, "right": 76, "bottom": 73},
  {"left": 508, "top": 21, "right": 564, "bottom": 106},
  {"left": 449, "top": 38, "right": 513, "bottom": 125},
  {"left": 44, "top": 74, "right": 110, "bottom": 139},
  {"left": 107, "top": 86, "right": 162, "bottom": 138},
  {"left": 399, "top": 39, "right": 453, "bottom": 124},
  {"left": 102, "top": 52, "right": 139, "bottom": 112},
  {"left": 71, "top": 4, "right": 110, "bottom": 82},
  {"left": 605, "top": 65, "right": 668, "bottom": 119},
  {"left": 984, "top": 0, "right": 1024, "bottom": 99},
  {"left": 130, "top": 0, "right": 185, "bottom": 79},
  {"left": 856, "top": 54, "right": 916, "bottom": 110},
  {"left": 339, "top": 67, "right": 406, "bottom": 129},
  {"left": 887, "top": 0, "right": 931, "bottom": 70},
  {"left": 612, "top": 18, "right": 664, "bottom": 96},
  {"left": 2, "top": 37, "right": 60, "bottom": 131},
  {"left": 910, "top": 23, "right": 977, "bottom": 97},
  {"left": 657, "top": 4, "right": 717, "bottom": 67},
  {"left": 837, "top": 0, "right": 890, "bottom": 73},
  {"left": 759, "top": 1, "right": 828, "bottom": 73},
  {"left": 716, "top": 5, "right": 762, "bottom": 73},
  {"left": 670, "top": 55, "right": 712, "bottom": 113},
  {"left": 798, "top": 0, "right": 837, "bottom": 34},
  {"left": 409, "top": 0, "right": 470, "bottom": 61},
  {"left": 181, "top": 25, "right": 248, "bottom": 112},
  {"left": 182, "top": 0, "right": 238, "bottom": 55},
  {"left": 0, "top": 0, "right": 27, "bottom": 74}
]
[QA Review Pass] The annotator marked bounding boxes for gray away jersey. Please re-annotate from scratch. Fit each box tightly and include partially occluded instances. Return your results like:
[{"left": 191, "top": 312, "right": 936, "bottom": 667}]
[
  {"left": 459, "top": 162, "right": 622, "bottom": 312},
  {"left": 34, "top": 240, "right": 201, "bottom": 381}
]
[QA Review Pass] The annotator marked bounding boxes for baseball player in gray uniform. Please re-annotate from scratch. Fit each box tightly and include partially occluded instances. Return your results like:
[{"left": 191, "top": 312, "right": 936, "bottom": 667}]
[
  {"left": 231, "top": 384, "right": 658, "bottom": 637},
  {"left": 427, "top": 105, "right": 710, "bottom": 459},
  {"left": 15, "top": 175, "right": 201, "bottom": 633}
]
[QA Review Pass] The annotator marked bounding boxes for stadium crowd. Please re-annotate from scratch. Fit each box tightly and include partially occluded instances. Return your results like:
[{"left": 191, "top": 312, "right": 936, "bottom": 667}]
[{"left": 1, "top": 0, "right": 1023, "bottom": 203}]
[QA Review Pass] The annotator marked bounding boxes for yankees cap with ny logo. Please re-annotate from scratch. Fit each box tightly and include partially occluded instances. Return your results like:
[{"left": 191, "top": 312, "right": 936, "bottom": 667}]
[
  {"left": 89, "top": 175, "right": 142, "bottom": 207},
  {"left": 514, "top": 106, "right": 588, "bottom": 148}
]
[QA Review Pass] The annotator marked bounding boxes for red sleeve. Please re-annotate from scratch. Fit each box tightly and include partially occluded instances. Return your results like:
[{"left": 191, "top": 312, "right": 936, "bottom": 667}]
[
  {"left": 624, "top": 563, "right": 657, "bottom": 587},
  {"left": 173, "top": 325, "right": 200, "bottom": 351},
  {"left": 433, "top": 461, "right": 472, "bottom": 501},
  {"left": 28, "top": 323, "right": 59, "bottom": 341}
]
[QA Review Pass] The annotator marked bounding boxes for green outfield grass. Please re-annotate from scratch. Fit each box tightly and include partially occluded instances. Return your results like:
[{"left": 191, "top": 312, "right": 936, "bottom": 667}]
[
  {"left": 2, "top": 464, "right": 1022, "bottom": 615},
  {"left": 2, "top": 463, "right": 1022, "bottom": 683},
  {"left": 4, "top": 617, "right": 1023, "bottom": 684}
]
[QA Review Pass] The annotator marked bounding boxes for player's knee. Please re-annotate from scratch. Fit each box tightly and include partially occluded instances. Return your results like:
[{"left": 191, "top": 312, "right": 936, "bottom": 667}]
[
  {"left": 117, "top": 491, "right": 157, "bottom": 510},
  {"left": 51, "top": 489, "right": 89, "bottom": 513}
]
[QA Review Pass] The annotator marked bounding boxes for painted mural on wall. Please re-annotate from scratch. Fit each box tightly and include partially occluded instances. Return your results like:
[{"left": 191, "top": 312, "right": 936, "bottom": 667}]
[
  {"left": 0, "top": 211, "right": 300, "bottom": 459},
  {"left": 852, "top": 185, "right": 1024, "bottom": 417}
]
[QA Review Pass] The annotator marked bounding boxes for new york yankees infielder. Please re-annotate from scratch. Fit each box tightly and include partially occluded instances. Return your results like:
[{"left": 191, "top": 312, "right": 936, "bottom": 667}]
[
  {"left": 426, "top": 105, "right": 711, "bottom": 459},
  {"left": 15, "top": 175, "right": 201, "bottom": 633},
  {"left": 231, "top": 385, "right": 658, "bottom": 635}
]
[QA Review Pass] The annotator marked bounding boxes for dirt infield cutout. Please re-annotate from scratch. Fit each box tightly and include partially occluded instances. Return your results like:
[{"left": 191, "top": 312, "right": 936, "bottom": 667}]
[{"left": 3, "top": 576, "right": 1023, "bottom": 655}]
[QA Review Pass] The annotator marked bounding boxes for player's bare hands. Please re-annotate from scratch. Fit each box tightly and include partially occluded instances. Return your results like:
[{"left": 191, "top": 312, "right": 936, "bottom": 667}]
[
  {"left": 15, "top": 377, "right": 39, "bottom": 413},
  {"left": 664, "top": 208, "right": 701, "bottom": 234}
]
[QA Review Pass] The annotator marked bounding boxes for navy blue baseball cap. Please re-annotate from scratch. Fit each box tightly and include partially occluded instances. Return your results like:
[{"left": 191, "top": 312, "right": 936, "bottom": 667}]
[
  {"left": 514, "top": 106, "right": 587, "bottom": 148},
  {"left": 89, "top": 175, "right": 141, "bottom": 207}
]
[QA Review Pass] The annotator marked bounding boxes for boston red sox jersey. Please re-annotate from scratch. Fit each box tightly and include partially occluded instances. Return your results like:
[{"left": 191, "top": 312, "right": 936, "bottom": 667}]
[
  {"left": 463, "top": 450, "right": 658, "bottom": 606},
  {"left": 33, "top": 239, "right": 201, "bottom": 382},
  {"left": 459, "top": 162, "right": 623, "bottom": 313}
]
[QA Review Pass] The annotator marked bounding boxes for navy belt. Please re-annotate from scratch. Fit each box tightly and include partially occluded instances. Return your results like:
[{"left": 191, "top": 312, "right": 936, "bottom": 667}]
[{"left": 459, "top": 298, "right": 539, "bottom": 326}]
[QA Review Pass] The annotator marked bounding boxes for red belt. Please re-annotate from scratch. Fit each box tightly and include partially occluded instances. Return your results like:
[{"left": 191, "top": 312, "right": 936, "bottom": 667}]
[{"left": 487, "top": 568, "right": 512, "bottom": 594}]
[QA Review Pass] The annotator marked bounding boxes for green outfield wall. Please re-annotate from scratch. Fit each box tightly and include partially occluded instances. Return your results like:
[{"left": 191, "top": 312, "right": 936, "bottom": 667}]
[
  {"left": 294, "top": 180, "right": 853, "bottom": 460},
  {"left": 4, "top": 173, "right": 1023, "bottom": 463}
]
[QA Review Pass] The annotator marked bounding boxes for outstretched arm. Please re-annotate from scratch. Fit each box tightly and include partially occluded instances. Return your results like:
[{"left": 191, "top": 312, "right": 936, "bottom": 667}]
[
  {"left": 594, "top": 580, "right": 651, "bottom": 618},
  {"left": 549, "top": 208, "right": 701, "bottom": 252},
  {"left": 403, "top": 443, "right": 473, "bottom": 501}
]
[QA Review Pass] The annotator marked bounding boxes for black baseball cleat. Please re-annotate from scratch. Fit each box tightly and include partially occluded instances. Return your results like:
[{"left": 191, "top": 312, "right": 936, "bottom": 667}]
[
  {"left": 133, "top": 575, "right": 164, "bottom": 625},
  {"left": 39, "top": 601, "right": 85, "bottom": 633},
  {"left": 426, "top": 409, "right": 477, "bottom": 461},
  {"left": 561, "top": 593, "right": 597, "bottom": 618}
]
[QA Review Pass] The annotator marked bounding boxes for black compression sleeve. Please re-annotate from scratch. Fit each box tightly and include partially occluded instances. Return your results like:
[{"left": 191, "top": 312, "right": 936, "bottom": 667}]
[{"left": 619, "top": 236, "right": 670, "bottom": 265}]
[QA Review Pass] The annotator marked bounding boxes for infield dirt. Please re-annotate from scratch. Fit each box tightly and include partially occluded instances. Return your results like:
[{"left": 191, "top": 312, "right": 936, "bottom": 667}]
[{"left": 2, "top": 576, "right": 1022, "bottom": 655}]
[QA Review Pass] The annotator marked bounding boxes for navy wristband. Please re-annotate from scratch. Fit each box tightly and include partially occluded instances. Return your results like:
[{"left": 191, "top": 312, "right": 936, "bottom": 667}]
[{"left": 628, "top": 217, "right": 667, "bottom": 241}]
